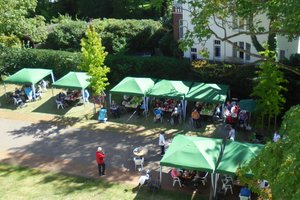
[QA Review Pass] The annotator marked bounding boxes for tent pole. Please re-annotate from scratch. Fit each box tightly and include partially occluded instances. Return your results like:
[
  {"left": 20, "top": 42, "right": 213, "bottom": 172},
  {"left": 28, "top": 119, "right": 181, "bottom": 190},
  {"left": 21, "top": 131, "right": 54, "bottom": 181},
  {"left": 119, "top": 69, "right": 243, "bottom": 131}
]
[
  {"left": 109, "top": 93, "right": 111, "bottom": 107},
  {"left": 159, "top": 166, "right": 162, "bottom": 183},
  {"left": 214, "top": 173, "right": 219, "bottom": 198},
  {"left": 50, "top": 72, "right": 55, "bottom": 83},
  {"left": 81, "top": 89, "right": 85, "bottom": 105},
  {"left": 143, "top": 96, "right": 147, "bottom": 118},
  {"left": 31, "top": 84, "right": 36, "bottom": 100}
]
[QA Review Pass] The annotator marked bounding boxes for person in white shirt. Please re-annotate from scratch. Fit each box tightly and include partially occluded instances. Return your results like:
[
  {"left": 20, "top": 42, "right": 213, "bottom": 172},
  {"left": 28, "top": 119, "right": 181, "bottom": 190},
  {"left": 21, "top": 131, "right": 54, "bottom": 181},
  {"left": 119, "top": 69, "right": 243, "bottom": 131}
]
[
  {"left": 273, "top": 131, "right": 281, "bottom": 142},
  {"left": 227, "top": 125, "right": 236, "bottom": 141},
  {"left": 158, "top": 131, "right": 166, "bottom": 156}
]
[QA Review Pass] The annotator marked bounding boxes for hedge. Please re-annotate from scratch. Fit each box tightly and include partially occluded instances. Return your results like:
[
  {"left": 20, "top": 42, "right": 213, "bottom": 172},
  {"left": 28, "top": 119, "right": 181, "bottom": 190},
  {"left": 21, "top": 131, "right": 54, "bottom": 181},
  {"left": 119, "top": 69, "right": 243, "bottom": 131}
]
[
  {"left": 0, "top": 47, "right": 264, "bottom": 101},
  {"left": 43, "top": 18, "right": 164, "bottom": 54}
]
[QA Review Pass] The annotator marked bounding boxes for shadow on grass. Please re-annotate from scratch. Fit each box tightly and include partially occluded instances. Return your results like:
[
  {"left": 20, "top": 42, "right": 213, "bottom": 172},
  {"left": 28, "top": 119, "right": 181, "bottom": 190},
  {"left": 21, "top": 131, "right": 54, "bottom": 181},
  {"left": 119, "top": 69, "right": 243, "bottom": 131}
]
[{"left": 32, "top": 97, "right": 72, "bottom": 115}]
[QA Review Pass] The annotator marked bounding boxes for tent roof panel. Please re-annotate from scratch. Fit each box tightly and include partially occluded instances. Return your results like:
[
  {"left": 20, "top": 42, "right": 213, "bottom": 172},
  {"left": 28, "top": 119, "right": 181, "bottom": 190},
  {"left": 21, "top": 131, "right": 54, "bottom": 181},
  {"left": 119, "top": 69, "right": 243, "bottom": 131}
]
[
  {"left": 185, "top": 82, "right": 229, "bottom": 103},
  {"left": 110, "top": 77, "right": 156, "bottom": 96},
  {"left": 4, "top": 68, "right": 53, "bottom": 85},
  {"left": 160, "top": 135, "right": 223, "bottom": 172},
  {"left": 216, "top": 141, "right": 263, "bottom": 175},
  {"left": 147, "top": 80, "right": 192, "bottom": 99},
  {"left": 52, "top": 72, "right": 90, "bottom": 89}
]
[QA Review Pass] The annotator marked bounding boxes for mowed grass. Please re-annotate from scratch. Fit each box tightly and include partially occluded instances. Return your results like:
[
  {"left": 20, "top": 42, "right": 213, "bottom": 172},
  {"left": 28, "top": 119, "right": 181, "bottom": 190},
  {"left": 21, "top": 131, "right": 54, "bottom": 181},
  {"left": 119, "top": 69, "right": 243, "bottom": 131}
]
[{"left": 0, "top": 164, "right": 190, "bottom": 200}]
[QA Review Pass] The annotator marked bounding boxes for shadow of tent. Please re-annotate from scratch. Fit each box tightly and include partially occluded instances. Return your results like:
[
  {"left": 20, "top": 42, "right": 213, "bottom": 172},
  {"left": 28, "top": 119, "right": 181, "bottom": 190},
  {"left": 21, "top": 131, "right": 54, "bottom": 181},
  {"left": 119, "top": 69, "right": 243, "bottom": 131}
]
[{"left": 32, "top": 97, "right": 76, "bottom": 115}]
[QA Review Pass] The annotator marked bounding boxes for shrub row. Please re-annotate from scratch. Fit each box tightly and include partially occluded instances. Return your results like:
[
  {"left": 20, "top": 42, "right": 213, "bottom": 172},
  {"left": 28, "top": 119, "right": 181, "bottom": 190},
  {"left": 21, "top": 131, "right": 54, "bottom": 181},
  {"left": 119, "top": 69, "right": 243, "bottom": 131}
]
[
  {"left": 1, "top": 48, "right": 270, "bottom": 100},
  {"left": 43, "top": 18, "right": 164, "bottom": 54}
]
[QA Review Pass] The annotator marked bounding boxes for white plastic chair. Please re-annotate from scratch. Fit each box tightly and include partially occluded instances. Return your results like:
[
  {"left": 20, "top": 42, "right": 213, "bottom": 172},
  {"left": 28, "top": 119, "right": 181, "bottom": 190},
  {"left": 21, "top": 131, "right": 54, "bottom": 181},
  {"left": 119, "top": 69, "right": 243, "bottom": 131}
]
[
  {"left": 199, "top": 172, "right": 208, "bottom": 186},
  {"left": 222, "top": 179, "right": 233, "bottom": 195},
  {"left": 133, "top": 157, "right": 144, "bottom": 171},
  {"left": 171, "top": 173, "right": 182, "bottom": 187},
  {"left": 239, "top": 195, "right": 251, "bottom": 200},
  {"left": 55, "top": 99, "right": 64, "bottom": 109}
]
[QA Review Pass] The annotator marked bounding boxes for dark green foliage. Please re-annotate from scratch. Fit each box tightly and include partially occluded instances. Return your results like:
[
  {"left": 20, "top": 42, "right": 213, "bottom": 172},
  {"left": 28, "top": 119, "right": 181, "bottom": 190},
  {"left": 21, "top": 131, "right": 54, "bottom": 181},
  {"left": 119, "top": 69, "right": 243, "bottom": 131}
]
[
  {"left": 105, "top": 55, "right": 191, "bottom": 86},
  {"left": 45, "top": 20, "right": 88, "bottom": 51},
  {"left": 43, "top": 19, "right": 164, "bottom": 54},
  {"left": 0, "top": 47, "right": 80, "bottom": 78}
]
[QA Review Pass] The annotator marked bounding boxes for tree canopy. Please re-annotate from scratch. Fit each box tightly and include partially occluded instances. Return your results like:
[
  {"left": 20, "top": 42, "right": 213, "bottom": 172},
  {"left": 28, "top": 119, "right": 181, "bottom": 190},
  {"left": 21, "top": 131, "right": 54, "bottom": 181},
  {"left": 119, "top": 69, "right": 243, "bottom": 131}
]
[
  {"left": 0, "top": 0, "right": 47, "bottom": 44},
  {"left": 239, "top": 104, "right": 300, "bottom": 200},
  {"left": 79, "top": 26, "right": 110, "bottom": 95}
]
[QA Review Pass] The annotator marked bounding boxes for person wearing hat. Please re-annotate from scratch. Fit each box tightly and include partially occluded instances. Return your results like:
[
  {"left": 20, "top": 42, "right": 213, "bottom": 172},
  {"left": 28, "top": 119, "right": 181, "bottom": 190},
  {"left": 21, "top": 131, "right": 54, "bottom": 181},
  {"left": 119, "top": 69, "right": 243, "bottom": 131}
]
[{"left": 96, "top": 147, "right": 106, "bottom": 176}]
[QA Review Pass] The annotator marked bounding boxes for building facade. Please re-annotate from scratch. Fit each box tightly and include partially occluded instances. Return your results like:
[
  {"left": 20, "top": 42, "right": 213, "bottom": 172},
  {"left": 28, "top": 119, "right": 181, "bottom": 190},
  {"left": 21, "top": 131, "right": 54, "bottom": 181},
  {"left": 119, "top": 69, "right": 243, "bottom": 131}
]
[{"left": 173, "top": 2, "right": 300, "bottom": 63}]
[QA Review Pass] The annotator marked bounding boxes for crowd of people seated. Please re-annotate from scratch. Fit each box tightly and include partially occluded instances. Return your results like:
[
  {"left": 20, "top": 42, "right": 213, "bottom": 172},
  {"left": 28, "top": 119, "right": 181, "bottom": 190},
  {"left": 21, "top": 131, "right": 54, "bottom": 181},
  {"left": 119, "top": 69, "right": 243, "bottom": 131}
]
[
  {"left": 152, "top": 99, "right": 182, "bottom": 124},
  {"left": 171, "top": 168, "right": 208, "bottom": 187}
]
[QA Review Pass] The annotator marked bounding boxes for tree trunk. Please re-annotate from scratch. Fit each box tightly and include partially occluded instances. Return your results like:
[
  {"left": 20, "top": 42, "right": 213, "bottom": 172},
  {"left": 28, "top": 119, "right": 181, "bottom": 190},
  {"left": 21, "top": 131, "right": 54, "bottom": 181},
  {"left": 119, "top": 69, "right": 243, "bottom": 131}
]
[
  {"left": 261, "top": 114, "right": 264, "bottom": 128},
  {"left": 268, "top": 115, "right": 271, "bottom": 129},
  {"left": 274, "top": 116, "right": 277, "bottom": 130}
]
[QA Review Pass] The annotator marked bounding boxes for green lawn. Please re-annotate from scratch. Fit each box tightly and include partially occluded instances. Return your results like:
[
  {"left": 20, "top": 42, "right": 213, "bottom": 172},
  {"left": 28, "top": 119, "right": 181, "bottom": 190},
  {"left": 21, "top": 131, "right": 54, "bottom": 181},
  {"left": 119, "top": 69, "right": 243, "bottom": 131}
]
[{"left": 0, "top": 164, "right": 191, "bottom": 200}]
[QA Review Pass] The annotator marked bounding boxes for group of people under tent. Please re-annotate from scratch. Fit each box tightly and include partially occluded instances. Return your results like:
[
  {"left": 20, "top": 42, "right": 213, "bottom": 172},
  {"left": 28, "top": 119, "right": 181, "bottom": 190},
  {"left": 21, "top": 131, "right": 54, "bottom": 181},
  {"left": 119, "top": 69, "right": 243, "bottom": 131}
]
[
  {"left": 55, "top": 89, "right": 89, "bottom": 107},
  {"left": 224, "top": 100, "right": 251, "bottom": 130},
  {"left": 7, "top": 80, "right": 48, "bottom": 107},
  {"left": 171, "top": 168, "right": 209, "bottom": 187}
]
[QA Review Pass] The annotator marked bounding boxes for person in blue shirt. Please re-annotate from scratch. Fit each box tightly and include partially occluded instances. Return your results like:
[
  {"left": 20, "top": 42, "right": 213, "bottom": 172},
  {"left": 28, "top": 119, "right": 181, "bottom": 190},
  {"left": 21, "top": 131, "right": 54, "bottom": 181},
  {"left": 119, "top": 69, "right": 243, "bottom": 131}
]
[{"left": 240, "top": 185, "right": 251, "bottom": 197}]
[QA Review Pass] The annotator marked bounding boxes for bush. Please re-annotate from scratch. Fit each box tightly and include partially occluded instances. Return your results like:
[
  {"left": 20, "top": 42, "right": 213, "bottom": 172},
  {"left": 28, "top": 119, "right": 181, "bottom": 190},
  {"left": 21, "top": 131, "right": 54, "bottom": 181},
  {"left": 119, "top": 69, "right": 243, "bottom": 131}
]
[
  {"left": 0, "top": 35, "right": 22, "bottom": 48},
  {"left": 45, "top": 20, "right": 88, "bottom": 51},
  {"left": 43, "top": 18, "right": 164, "bottom": 54},
  {"left": 0, "top": 47, "right": 80, "bottom": 78}
]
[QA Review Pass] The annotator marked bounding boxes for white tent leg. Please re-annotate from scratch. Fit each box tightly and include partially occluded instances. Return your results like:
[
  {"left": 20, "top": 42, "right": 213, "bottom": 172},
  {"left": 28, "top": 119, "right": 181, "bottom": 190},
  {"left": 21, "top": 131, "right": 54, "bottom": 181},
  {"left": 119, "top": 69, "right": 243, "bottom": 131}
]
[
  {"left": 50, "top": 72, "right": 55, "bottom": 83},
  {"left": 31, "top": 84, "right": 36, "bottom": 100},
  {"left": 159, "top": 166, "right": 162, "bottom": 183}
]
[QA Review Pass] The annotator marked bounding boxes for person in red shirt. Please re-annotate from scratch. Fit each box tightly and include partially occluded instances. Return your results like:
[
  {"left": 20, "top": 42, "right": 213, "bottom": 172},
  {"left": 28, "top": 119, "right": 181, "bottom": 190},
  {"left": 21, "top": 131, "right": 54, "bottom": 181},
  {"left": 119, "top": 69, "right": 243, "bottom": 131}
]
[{"left": 96, "top": 147, "right": 106, "bottom": 176}]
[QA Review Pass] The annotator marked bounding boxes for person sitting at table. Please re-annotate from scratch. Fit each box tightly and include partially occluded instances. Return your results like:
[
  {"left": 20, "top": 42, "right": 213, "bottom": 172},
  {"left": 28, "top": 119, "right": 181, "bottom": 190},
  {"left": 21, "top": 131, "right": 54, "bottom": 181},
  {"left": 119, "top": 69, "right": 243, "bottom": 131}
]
[
  {"left": 240, "top": 185, "right": 251, "bottom": 198},
  {"left": 154, "top": 99, "right": 162, "bottom": 108},
  {"left": 110, "top": 100, "right": 120, "bottom": 118},
  {"left": 171, "top": 168, "right": 185, "bottom": 184},
  {"left": 153, "top": 108, "right": 163, "bottom": 123},
  {"left": 122, "top": 95, "right": 131, "bottom": 106},
  {"left": 195, "top": 101, "right": 203, "bottom": 112},
  {"left": 191, "top": 108, "right": 201, "bottom": 128}
]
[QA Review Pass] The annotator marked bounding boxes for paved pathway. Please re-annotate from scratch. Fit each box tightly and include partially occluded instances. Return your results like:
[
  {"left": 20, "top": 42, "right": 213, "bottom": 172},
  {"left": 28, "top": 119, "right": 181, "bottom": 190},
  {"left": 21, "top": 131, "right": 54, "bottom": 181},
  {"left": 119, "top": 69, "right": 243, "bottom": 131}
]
[{"left": 0, "top": 109, "right": 243, "bottom": 199}]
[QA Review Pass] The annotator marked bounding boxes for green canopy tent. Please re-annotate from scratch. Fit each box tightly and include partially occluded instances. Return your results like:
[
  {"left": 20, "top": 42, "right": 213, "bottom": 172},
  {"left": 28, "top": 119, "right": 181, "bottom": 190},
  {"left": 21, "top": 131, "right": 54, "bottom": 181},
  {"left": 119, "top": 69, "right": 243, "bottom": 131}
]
[
  {"left": 52, "top": 72, "right": 91, "bottom": 103},
  {"left": 185, "top": 82, "right": 229, "bottom": 103},
  {"left": 109, "top": 77, "right": 156, "bottom": 115},
  {"left": 213, "top": 140, "right": 264, "bottom": 197},
  {"left": 216, "top": 140, "right": 264, "bottom": 176},
  {"left": 147, "top": 80, "right": 192, "bottom": 119},
  {"left": 160, "top": 135, "right": 223, "bottom": 194},
  {"left": 3, "top": 68, "right": 54, "bottom": 99}
]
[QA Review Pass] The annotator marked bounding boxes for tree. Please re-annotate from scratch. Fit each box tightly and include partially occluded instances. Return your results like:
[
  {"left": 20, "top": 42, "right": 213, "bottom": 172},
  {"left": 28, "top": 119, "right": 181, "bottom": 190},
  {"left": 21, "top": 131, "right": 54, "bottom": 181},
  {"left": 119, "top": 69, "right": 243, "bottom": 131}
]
[
  {"left": 0, "top": 0, "right": 47, "bottom": 44},
  {"left": 238, "top": 104, "right": 300, "bottom": 200},
  {"left": 251, "top": 48, "right": 287, "bottom": 128},
  {"left": 79, "top": 25, "right": 110, "bottom": 95},
  {"left": 178, "top": 0, "right": 300, "bottom": 74}
]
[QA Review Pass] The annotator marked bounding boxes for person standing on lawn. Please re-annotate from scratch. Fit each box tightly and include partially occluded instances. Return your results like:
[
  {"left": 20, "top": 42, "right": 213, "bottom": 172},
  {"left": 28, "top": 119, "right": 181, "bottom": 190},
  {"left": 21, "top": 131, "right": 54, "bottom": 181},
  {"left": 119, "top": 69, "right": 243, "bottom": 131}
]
[
  {"left": 96, "top": 147, "right": 106, "bottom": 176},
  {"left": 158, "top": 131, "right": 166, "bottom": 156}
]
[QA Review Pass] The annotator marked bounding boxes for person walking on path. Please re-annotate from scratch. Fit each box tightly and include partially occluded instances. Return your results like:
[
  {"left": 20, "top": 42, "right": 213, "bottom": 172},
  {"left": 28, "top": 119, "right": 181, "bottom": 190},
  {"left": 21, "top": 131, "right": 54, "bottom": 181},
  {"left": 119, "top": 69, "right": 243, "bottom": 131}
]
[
  {"left": 96, "top": 147, "right": 106, "bottom": 176},
  {"left": 158, "top": 131, "right": 166, "bottom": 156}
]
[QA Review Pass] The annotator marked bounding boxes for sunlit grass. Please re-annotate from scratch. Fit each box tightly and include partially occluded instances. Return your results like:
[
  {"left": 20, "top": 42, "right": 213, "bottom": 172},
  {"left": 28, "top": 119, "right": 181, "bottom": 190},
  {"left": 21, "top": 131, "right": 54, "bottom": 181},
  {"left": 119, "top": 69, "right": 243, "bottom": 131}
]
[{"left": 0, "top": 164, "right": 191, "bottom": 200}]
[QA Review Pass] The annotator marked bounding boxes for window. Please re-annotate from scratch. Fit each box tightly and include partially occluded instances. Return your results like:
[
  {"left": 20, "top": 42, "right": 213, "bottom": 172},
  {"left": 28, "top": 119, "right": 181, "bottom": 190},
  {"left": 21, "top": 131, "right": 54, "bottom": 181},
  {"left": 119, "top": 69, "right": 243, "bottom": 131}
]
[
  {"left": 239, "top": 42, "right": 244, "bottom": 59},
  {"left": 246, "top": 43, "right": 251, "bottom": 60},
  {"left": 191, "top": 48, "right": 197, "bottom": 60},
  {"left": 279, "top": 50, "right": 286, "bottom": 60},
  {"left": 232, "top": 16, "right": 248, "bottom": 30},
  {"left": 214, "top": 40, "right": 221, "bottom": 58},
  {"left": 232, "top": 42, "right": 238, "bottom": 58},
  {"left": 232, "top": 42, "right": 251, "bottom": 61},
  {"left": 179, "top": 20, "right": 184, "bottom": 39}
]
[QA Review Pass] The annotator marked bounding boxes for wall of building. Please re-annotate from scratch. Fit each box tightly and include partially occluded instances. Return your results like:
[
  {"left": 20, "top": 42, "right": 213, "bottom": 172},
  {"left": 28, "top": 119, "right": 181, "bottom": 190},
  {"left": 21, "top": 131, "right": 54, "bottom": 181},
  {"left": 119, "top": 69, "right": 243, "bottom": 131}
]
[{"left": 178, "top": 3, "right": 299, "bottom": 63}]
